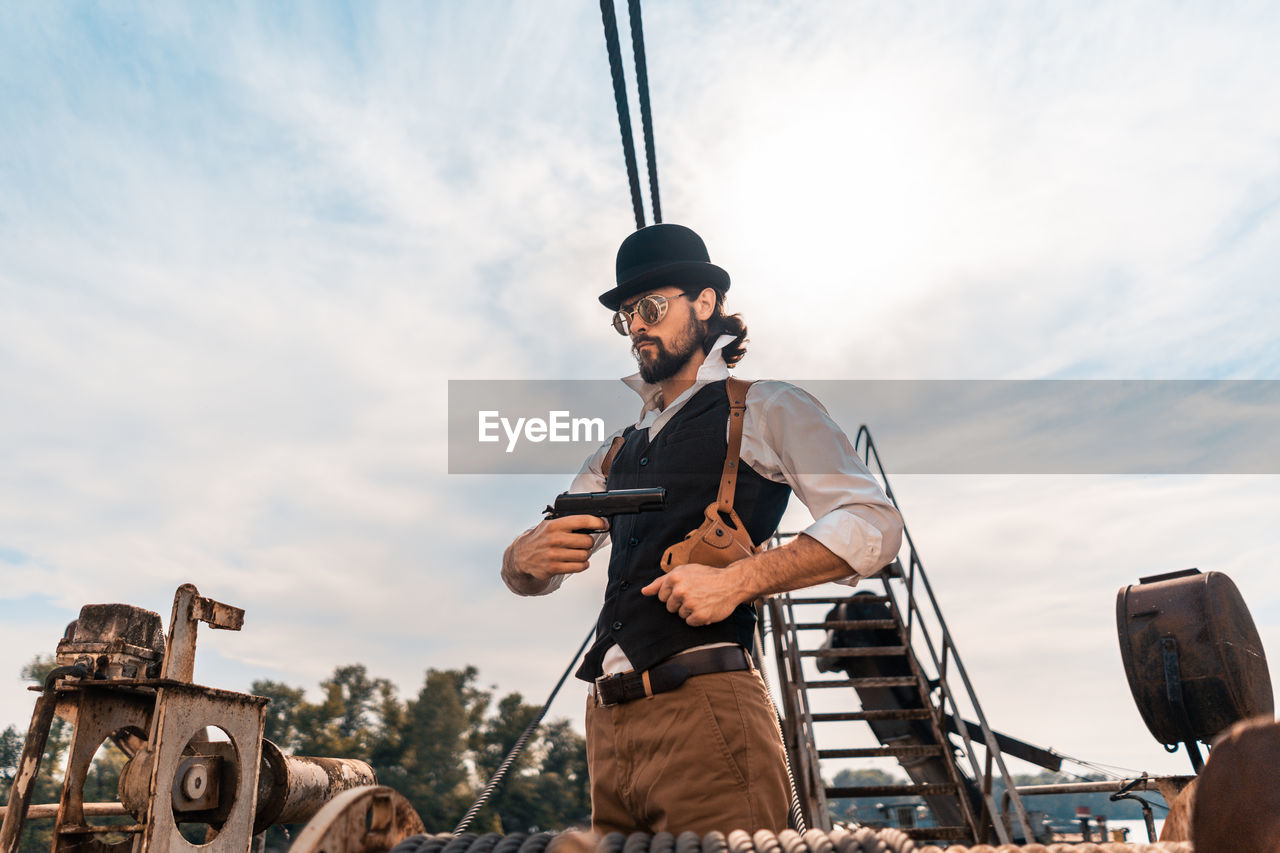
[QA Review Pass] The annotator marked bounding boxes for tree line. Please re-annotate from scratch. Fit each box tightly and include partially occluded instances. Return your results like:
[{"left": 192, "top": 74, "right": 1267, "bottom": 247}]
[{"left": 1, "top": 658, "right": 590, "bottom": 852}]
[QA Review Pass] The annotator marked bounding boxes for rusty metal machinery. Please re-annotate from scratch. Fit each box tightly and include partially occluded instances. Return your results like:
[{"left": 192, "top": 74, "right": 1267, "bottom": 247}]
[
  {"left": 1116, "top": 568, "right": 1273, "bottom": 772},
  {"left": 0, "top": 584, "right": 399, "bottom": 853}
]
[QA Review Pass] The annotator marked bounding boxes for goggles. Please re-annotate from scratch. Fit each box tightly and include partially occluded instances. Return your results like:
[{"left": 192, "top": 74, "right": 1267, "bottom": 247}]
[{"left": 612, "top": 294, "right": 673, "bottom": 336}]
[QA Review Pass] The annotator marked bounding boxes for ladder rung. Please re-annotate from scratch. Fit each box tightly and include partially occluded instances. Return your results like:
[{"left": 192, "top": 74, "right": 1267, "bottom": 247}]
[
  {"left": 810, "top": 709, "right": 931, "bottom": 722},
  {"left": 802, "top": 646, "right": 907, "bottom": 658},
  {"left": 792, "top": 620, "right": 897, "bottom": 630},
  {"left": 818, "top": 745, "right": 944, "bottom": 759},
  {"left": 825, "top": 783, "right": 957, "bottom": 798},
  {"left": 802, "top": 677, "right": 918, "bottom": 689},
  {"left": 901, "top": 826, "right": 972, "bottom": 841},
  {"left": 783, "top": 595, "right": 890, "bottom": 604}
]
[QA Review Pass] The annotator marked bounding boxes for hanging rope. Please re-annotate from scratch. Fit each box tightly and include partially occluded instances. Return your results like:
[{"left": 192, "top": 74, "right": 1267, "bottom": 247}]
[
  {"left": 626, "top": 0, "right": 661, "bottom": 224},
  {"left": 600, "top": 0, "right": 646, "bottom": 229},
  {"left": 452, "top": 626, "right": 596, "bottom": 835}
]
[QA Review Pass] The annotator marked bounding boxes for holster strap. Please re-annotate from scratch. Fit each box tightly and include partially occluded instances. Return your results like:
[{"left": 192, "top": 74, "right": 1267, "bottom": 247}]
[
  {"left": 716, "top": 378, "right": 751, "bottom": 515},
  {"left": 595, "top": 646, "right": 750, "bottom": 707}
]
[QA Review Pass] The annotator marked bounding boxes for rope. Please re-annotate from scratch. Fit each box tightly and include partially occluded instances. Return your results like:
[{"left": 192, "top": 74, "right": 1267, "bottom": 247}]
[
  {"left": 626, "top": 0, "right": 661, "bottom": 224},
  {"left": 452, "top": 627, "right": 596, "bottom": 834},
  {"left": 393, "top": 828, "right": 1197, "bottom": 853},
  {"left": 599, "top": 0, "right": 646, "bottom": 229},
  {"left": 917, "top": 845, "right": 1193, "bottom": 852}
]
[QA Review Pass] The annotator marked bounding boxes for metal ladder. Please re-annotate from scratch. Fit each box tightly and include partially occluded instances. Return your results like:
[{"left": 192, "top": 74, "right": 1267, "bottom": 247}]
[{"left": 764, "top": 426, "right": 1039, "bottom": 846}]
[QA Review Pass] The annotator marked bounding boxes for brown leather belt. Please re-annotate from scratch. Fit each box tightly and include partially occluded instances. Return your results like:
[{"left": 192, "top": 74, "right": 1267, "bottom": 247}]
[{"left": 594, "top": 646, "right": 750, "bottom": 707}]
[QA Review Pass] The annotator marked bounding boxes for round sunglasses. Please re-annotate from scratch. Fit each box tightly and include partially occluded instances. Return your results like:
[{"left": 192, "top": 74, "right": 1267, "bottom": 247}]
[{"left": 612, "top": 294, "right": 674, "bottom": 336}]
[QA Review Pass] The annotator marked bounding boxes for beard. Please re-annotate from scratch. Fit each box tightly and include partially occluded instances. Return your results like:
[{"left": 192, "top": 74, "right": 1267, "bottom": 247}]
[{"left": 632, "top": 312, "right": 707, "bottom": 384}]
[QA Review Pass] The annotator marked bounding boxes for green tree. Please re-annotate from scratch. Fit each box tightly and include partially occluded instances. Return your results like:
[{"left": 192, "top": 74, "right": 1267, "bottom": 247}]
[
  {"left": 391, "top": 667, "right": 490, "bottom": 831},
  {"left": 468, "top": 695, "right": 590, "bottom": 833},
  {"left": 253, "top": 680, "right": 307, "bottom": 751}
]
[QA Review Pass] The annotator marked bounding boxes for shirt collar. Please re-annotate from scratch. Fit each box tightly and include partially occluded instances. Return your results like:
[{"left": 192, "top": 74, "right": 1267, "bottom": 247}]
[{"left": 621, "top": 333, "right": 735, "bottom": 417}]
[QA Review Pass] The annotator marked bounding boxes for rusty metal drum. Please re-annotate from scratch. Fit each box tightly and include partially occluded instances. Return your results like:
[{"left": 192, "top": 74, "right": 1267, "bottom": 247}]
[{"left": 1116, "top": 568, "right": 1273, "bottom": 746}]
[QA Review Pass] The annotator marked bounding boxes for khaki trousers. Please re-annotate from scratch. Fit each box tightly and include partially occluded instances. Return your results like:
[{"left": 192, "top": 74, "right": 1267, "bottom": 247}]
[{"left": 584, "top": 667, "right": 791, "bottom": 835}]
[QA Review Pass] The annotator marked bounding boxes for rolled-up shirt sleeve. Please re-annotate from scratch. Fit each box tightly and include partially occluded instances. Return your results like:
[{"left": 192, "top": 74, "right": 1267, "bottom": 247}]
[
  {"left": 741, "top": 382, "right": 903, "bottom": 580},
  {"left": 500, "top": 428, "right": 621, "bottom": 596}
]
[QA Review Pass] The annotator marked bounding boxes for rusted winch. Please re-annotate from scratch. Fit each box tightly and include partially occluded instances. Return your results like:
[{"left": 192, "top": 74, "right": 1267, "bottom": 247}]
[{"left": 0, "top": 584, "right": 401, "bottom": 853}]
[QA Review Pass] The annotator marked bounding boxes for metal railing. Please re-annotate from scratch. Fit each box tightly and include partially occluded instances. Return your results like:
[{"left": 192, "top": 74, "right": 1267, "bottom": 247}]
[{"left": 852, "top": 425, "right": 1035, "bottom": 843}]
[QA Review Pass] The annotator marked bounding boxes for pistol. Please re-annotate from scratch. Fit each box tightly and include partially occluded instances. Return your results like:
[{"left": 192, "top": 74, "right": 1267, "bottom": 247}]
[{"left": 544, "top": 487, "right": 667, "bottom": 532}]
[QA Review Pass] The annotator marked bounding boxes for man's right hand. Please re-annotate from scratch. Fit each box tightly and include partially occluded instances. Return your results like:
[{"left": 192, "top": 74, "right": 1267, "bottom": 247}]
[{"left": 508, "top": 515, "right": 608, "bottom": 582}]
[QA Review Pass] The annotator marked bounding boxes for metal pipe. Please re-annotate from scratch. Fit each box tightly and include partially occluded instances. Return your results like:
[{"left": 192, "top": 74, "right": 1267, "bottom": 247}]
[
  {"left": 999, "top": 778, "right": 1162, "bottom": 815},
  {"left": 255, "top": 740, "right": 376, "bottom": 831},
  {"left": 0, "top": 803, "right": 129, "bottom": 822}
]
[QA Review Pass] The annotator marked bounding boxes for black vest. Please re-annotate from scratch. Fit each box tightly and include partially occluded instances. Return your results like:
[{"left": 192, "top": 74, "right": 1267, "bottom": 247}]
[{"left": 576, "top": 381, "right": 792, "bottom": 682}]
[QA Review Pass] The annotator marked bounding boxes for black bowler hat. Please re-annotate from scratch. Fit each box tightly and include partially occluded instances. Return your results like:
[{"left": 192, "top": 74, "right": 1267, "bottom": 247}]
[{"left": 597, "top": 223, "right": 731, "bottom": 310}]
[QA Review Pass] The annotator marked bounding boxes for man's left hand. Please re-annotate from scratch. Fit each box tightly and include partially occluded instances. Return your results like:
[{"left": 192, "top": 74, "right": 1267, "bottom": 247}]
[{"left": 641, "top": 562, "right": 747, "bottom": 626}]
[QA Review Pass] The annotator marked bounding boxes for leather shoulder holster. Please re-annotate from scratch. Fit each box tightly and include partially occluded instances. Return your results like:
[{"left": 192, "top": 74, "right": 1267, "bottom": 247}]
[{"left": 659, "top": 378, "right": 758, "bottom": 570}]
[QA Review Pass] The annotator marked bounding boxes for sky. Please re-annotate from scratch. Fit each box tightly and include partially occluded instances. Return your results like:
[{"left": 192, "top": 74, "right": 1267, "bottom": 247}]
[{"left": 3, "top": 0, "right": 1280, "bottom": 804}]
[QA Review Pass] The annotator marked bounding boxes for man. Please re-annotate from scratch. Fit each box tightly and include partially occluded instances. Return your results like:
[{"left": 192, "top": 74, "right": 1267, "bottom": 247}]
[{"left": 502, "top": 223, "right": 903, "bottom": 835}]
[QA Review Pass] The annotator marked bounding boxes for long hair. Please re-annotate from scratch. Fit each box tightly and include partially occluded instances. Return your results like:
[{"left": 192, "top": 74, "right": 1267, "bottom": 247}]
[{"left": 684, "top": 286, "right": 748, "bottom": 368}]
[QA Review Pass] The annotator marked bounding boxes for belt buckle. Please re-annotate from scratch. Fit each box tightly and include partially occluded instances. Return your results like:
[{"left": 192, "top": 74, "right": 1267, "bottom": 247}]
[{"left": 594, "top": 672, "right": 625, "bottom": 706}]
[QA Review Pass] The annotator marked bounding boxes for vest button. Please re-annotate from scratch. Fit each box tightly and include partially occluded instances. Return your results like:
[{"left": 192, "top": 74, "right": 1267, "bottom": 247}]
[
  {"left": 612, "top": 621, "right": 623, "bottom": 631},
  {"left": 620, "top": 580, "right": 630, "bottom": 589},
  {"left": 628, "top": 536, "right": 639, "bottom": 547},
  {"left": 639, "top": 457, "right": 649, "bottom": 466}
]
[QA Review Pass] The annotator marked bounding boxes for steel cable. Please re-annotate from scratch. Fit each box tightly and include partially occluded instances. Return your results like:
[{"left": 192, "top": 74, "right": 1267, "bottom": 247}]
[
  {"left": 453, "top": 626, "right": 596, "bottom": 834},
  {"left": 752, "top": 626, "right": 807, "bottom": 833},
  {"left": 625, "top": 0, "right": 661, "bottom": 224},
  {"left": 599, "top": 0, "right": 646, "bottom": 229}
]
